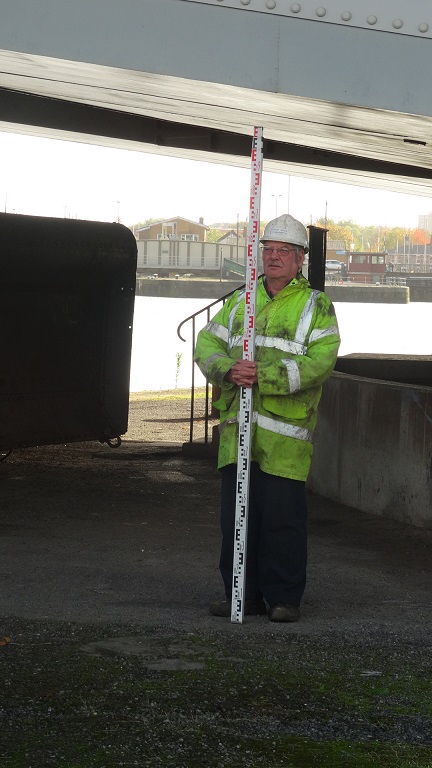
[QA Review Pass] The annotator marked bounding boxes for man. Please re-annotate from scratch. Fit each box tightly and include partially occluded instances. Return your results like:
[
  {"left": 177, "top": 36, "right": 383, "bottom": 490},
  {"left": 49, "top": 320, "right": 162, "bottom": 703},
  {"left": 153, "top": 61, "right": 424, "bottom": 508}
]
[{"left": 194, "top": 214, "right": 340, "bottom": 622}]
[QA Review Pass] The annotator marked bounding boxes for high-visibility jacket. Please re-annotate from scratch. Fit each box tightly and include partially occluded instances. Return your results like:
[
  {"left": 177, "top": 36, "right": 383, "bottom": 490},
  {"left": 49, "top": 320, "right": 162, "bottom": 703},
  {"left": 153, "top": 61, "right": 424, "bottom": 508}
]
[{"left": 194, "top": 274, "right": 341, "bottom": 481}]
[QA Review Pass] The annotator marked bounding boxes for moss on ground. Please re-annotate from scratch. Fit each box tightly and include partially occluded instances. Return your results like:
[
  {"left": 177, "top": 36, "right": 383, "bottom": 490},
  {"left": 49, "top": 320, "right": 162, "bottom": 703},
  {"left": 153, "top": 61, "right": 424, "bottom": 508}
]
[{"left": 1, "top": 618, "right": 431, "bottom": 767}]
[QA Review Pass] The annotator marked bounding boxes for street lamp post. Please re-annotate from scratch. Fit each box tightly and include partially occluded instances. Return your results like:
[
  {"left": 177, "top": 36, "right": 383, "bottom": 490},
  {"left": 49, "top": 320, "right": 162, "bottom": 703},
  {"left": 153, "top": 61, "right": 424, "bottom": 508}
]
[
  {"left": 271, "top": 194, "right": 282, "bottom": 218},
  {"left": 236, "top": 213, "right": 239, "bottom": 263}
]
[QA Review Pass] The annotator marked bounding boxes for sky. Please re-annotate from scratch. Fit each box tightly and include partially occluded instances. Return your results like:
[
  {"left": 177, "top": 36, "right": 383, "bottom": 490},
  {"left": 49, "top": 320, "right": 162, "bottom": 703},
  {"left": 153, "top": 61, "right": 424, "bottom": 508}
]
[{"left": 1, "top": 129, "right": 432, "bottom": 230}]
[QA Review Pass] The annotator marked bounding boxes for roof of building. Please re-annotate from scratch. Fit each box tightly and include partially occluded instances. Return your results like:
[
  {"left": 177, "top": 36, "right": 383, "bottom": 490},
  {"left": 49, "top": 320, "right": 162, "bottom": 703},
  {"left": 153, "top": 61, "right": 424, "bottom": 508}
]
[
  {"left": 217, "top": 229, "right": 239, "bottom": 242},
  {"left": 135, "top": 216, "right": 209, "bottom": 232}
]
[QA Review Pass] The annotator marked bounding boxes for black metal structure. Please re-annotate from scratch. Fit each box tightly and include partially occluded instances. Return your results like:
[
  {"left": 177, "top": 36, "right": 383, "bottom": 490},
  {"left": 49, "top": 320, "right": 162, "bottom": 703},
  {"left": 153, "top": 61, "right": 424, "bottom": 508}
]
[
  {"left": 0, "top": 213, "right": 137, "bottom": 451},
  {"left": 307, "top": 225, "right": 327, "bottom": 292}
]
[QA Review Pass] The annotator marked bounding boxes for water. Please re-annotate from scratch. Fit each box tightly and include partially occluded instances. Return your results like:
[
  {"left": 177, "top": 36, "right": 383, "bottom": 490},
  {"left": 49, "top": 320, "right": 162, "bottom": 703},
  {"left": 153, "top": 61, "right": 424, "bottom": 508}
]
[
  {"left": 129, "top": 296, "right": 432, "bottom": 392},
  {"left": 129, "top": 297, "right": 210, "bottom": 392},
  {"left": 336, "top": 302, "right": 432, "bottom": 357}
]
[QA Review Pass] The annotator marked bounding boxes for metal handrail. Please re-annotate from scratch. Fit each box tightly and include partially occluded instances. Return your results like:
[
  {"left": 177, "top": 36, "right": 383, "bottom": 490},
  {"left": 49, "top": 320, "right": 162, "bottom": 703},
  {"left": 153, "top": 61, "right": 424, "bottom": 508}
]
[{"left": 177, "top": 284, "right": 244, "bottom": 443}]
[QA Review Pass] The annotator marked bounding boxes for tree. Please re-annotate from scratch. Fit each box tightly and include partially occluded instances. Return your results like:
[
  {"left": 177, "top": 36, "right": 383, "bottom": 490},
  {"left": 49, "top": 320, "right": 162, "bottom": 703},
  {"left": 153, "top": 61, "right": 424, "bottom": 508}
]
[
  {"left": 206, "top": 228, "right": 224, "bottom": 243},
  {"left": 385, "top": 227, "right": 407, "bottom": 250},
  {"left": 411, "top": 228, "right": 428, "bottom": 245},
  {"left": 132, "top": 217, "right": 165, "bottom": 230},
  {"left": 314, "top": 218, "right": 354, "bottom": 248}
]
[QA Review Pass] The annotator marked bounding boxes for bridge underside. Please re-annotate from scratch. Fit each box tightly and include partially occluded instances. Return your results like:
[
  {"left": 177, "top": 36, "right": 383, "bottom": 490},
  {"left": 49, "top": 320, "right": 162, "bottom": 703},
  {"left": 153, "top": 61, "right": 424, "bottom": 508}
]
[
  {"left": 1, "top": 0, "right": 432, "bottom": 195},
  {"left": 1, "top": 70, "right": 432, "bottom": 196}
]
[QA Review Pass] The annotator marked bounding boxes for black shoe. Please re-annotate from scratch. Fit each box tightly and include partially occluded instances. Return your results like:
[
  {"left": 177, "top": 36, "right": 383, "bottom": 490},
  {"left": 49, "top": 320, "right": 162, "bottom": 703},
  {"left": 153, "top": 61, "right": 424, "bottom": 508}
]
[
  {"left": 268, "top": 603, "right": 300, "bottom": 623},
  {"left": 209, "top": 598, "right": 267, "bottom": 617}
]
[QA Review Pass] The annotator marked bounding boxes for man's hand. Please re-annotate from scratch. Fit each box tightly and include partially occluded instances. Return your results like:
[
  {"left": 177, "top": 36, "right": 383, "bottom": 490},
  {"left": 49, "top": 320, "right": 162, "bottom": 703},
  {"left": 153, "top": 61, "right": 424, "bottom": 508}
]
[{"left": 225, "top": 360, "right": 258, "bottom": 387}]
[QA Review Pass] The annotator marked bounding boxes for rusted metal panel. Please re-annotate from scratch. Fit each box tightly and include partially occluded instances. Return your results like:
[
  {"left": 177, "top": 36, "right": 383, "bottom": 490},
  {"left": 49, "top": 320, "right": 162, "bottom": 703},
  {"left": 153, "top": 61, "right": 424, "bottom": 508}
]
[{"left": 0, "top": 213, "right": 137, "bottom": 450}]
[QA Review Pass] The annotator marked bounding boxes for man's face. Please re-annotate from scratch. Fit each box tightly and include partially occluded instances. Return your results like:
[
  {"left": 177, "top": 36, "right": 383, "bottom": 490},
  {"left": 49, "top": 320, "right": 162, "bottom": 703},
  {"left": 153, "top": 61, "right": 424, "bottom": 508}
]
[{"left": 262, "top": 240, "right": 305, "bottom": 283}]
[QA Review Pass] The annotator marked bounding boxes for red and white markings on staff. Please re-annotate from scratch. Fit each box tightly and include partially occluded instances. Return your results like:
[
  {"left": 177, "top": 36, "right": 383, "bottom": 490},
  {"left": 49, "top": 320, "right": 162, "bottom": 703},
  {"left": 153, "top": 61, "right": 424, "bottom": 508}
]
[{"left": 231, "top": 127, "right": 264, "bottom": 624}]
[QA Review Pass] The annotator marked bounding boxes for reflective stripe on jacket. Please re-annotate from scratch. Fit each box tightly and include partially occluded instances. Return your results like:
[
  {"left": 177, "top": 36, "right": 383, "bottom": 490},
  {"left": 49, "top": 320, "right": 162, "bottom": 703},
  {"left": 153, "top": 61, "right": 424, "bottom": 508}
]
[{"left": 194, "top": 274, "right": 341, "bottom": 481}]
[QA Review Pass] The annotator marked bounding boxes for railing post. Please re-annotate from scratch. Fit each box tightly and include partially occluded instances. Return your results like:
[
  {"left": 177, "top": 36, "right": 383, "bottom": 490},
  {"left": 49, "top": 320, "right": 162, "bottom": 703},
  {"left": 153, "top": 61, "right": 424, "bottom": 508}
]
[
  {"left": 189, "top": 316, "right": 196, "bottom": 443},
  {"left": 204, "top": 307, "right": 211, "bottom": 443},
  {"left": 177, "top": 282, "right": 250, "bottom": 445}
]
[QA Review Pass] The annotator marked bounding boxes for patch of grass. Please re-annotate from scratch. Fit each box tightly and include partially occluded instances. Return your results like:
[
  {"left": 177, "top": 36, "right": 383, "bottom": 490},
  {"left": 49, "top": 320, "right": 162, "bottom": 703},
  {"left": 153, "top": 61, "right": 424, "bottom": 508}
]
[
  {"left": 2, "top": 620, "right": 431, "bottom": 767},
  {"left": 129, "top": 388, "right": 207, "bottom": 402}
]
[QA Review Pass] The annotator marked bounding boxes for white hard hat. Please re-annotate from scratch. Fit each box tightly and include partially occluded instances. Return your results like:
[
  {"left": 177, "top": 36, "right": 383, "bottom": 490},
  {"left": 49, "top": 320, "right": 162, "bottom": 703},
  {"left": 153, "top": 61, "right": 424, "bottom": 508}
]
[{"left": 260, "top": 214, "right": 309, "bottom": 254}]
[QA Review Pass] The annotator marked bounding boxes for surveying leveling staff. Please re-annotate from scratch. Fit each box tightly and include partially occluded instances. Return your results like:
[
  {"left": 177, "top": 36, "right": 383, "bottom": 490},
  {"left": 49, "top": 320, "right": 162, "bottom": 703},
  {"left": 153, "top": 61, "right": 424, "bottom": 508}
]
[{"left": 195, "top": 214, "right": 341, "bottom": 622}]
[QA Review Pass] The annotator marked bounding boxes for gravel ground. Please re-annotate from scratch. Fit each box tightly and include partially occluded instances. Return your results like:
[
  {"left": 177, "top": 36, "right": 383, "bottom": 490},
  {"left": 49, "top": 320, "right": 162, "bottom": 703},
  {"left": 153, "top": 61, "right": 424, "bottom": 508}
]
[
  {"left": 1, "top": 390, "right": 432, "bottom": 767},
  {"left": 127, "top": 387, "right": 217, "bottom": 444}
]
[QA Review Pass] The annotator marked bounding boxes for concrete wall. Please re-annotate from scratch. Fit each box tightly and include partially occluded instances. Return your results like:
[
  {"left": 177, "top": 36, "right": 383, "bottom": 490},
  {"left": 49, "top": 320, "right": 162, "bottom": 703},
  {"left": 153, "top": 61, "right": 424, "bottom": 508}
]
[
  {"left": 325, "top": 285, "right": 409, "bottom": 304},
  {"left": 136, "top": 278, "right": 243, "bottom": 300},
  {"left": 309, "top": 372, "right": 432, "bottom": 528},
  {"left": 136, "top": 278, "right": 411, "bottom": 303},
  {"left": 409, "top": 286, "right": 432, "bottom": 302},
  {"left": 335, "top": 355, "right": 432, "bottom": 387}
]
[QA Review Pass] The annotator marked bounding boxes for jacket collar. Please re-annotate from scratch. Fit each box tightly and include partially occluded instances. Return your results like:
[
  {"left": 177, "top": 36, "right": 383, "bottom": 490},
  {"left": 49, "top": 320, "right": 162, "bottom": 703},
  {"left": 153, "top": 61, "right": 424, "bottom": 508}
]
[{"left": 262, "top": 272, "right": 310, "bottom": 298}]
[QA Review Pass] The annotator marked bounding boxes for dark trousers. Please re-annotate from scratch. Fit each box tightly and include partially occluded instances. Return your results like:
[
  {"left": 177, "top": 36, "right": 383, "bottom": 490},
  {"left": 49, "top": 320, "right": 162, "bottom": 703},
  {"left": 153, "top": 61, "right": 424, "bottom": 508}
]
[{"left": 219, "top": 462, "right": 308, "bottom": 608}]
